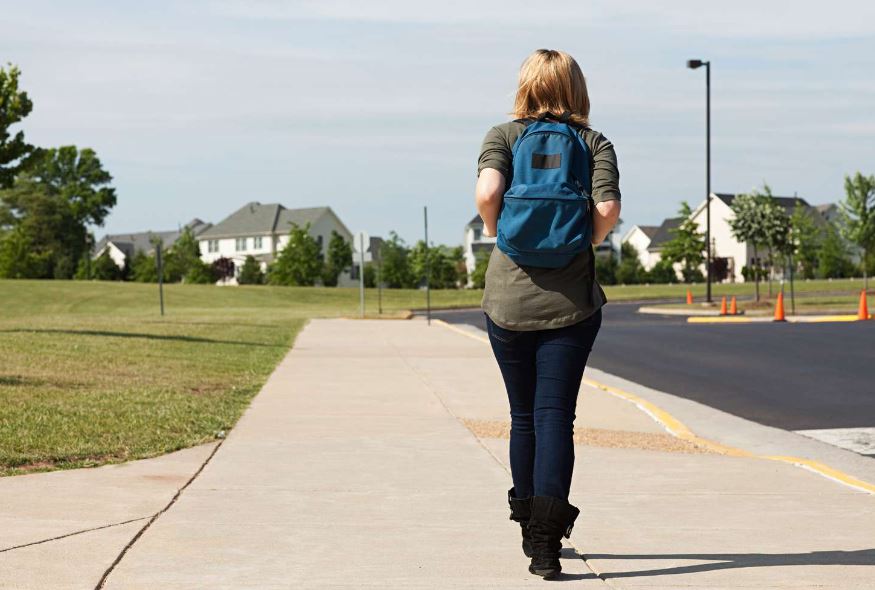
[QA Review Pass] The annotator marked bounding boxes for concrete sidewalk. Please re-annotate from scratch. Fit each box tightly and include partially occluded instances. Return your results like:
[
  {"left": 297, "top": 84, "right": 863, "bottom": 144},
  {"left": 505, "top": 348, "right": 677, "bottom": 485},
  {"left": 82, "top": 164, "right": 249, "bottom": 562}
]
[{"left": 4, "top": 318, "right": 874, "bottom": 588}]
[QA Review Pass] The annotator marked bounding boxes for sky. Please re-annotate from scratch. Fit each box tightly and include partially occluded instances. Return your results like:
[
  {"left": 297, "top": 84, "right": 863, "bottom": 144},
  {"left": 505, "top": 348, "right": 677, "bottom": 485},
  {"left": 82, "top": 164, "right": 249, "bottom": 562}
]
[{"left": 3, "top": 0, "right": 875, "bottom": 246}]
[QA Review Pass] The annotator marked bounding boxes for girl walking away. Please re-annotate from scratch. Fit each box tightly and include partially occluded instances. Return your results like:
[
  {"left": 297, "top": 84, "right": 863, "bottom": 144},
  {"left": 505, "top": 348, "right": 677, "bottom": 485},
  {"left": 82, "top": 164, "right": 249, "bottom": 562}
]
[{"left": 474, "top": 49, "right": 621, "bottom": 579}]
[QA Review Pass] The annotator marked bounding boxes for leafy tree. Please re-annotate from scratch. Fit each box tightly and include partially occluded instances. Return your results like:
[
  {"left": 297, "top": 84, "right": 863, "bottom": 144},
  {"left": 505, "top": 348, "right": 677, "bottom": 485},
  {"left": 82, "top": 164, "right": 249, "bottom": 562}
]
[
  {"left": 238, "top": 255, "right": 265, "bottom": 285},
  {"left": 363, "top": 262, "right": 376, "bottom": 288},
  {"left": 0, "top": 225, "right": 51, "bottom": 278},
  {"left": 409, "top": 241, "right": 460, "bottom": 289},
  {"left": 0, "top": 64, "right": 34, "bottom": 188},
  {"left": 268, "top": 223, "right": 323, "bottom": 286},
  {"left": 91, "top": 249, "right": 123, "bottom": 281},
  {"left": 163, "top": 227, "right": 203, "bottom": 282},
  {"left": 0, "top": 147, "right": 116, "bottom": 278},
  {"left": 0, "top": 175, "right": 80, "bottom": 278},
  {"left": 322, "top": 230, "right": 352, "bottom": 287},
  {"left": 660, "top": 201, "right": 705, "bottom": 284},
  {"left": 595, "top": 252, "right": 618, "bottom": 285},
  {"left": 469, "top": 250, "right": 490, "bottom": 289},
  {"left": 839, "top": 172, "right": 875, "bottom": 290},
  {"left": 616, "top": 242, "right": 644, "bottom": 285},
  {"left": 379, "top": 231, "right": 414, "bottom": 288},
  {"left": 817, "top": 223, "right": 855, "bottom": 279},
  {"left": 212, "top": 257, "right": 235, "bottom": 283},
  {"left": 184, "top": 260, "right": 216, "bottom": 284},
  {"left": 729, "top": 189, "right": 780, "bottom": 301},
  {"left": 130, "top": 251, "right": 158, "bottom": 282},
  {"left": 788, "top": 201, "right": 823, "bottom": 280},
  {"left": 645, "top": 258, "right": 678, "bottom": 284}
]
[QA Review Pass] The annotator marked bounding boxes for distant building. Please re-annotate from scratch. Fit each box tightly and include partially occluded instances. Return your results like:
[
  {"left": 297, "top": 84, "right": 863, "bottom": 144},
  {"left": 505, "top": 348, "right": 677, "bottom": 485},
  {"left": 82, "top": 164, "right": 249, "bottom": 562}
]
[
  {"left": 463, "top": 214, "right": 496, "bottom": 286},
  {"left": 626, "top": 193, "right": 833, "bottom": 283},
  {"left": 197, "top": 202, "right": 358, "bottom": 285},
  {"left": 93, "top": 218, "right": 212, "bottom": 270},
  {"left": 622, "top": 224, "right": 660, "bottom": 270}
]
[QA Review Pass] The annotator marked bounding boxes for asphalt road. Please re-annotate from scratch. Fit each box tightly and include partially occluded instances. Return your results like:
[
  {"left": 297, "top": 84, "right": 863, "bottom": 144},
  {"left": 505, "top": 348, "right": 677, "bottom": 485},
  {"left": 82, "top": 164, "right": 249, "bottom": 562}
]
[{"left": 429, "top": 302, "right": 875, "bottom": 432}]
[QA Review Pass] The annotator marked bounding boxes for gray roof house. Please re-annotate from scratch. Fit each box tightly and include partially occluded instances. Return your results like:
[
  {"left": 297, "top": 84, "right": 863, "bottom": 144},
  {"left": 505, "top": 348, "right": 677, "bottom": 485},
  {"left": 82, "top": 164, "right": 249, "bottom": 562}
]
[
  {"left": 198, "top": 202, "right": 358, "bottom": 286},
  {"left": 646, "top": 217, "right": 684, "bottom": 253},
  {"left": 93, "top": 218, "right": 212, "bottom": 268}
]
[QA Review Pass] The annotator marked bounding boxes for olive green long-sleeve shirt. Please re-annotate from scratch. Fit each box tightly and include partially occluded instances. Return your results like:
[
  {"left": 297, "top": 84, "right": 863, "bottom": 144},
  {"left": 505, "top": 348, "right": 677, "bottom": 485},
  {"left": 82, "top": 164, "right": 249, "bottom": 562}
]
[{"left": 477, "top": 121, "right": 621, "bottom": 330}]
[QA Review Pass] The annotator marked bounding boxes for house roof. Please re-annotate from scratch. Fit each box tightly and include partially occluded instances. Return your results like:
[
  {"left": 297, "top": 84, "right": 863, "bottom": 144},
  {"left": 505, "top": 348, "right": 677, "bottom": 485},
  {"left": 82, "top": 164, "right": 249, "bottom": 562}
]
[
  {"left": 622, "top": 224, "right": 660, "bottom": 243},
  {"left": 647, "top": 217, "right": 684, "bottom": 251},
  {"left": 466, "top": 214, "right": 483, "bottom": 228},
  {"left": 94, "top": 218, "right": 211, "bottom": 258},
  {"left": 199, "top": 202, "right": 334, "bottom": 239},
  {"left": 712, "top": 192, "right": 812, "bottom": 214}
]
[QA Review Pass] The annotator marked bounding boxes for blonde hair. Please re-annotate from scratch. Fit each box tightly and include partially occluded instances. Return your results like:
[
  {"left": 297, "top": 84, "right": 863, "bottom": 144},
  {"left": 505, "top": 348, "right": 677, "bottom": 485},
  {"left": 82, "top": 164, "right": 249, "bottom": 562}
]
[{"left": 513, "top": 49, "right": 590, "bottom": 127}]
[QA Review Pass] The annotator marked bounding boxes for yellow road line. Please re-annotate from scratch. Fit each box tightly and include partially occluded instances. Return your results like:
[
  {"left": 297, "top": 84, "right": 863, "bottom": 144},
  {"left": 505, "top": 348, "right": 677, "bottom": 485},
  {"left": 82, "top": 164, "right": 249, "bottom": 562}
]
[
  {"left": 688, "top": 316, "right": 756, "bottom": 323},
  {"left": 433, "top": 318, "right": 875, "bottom": 495}
]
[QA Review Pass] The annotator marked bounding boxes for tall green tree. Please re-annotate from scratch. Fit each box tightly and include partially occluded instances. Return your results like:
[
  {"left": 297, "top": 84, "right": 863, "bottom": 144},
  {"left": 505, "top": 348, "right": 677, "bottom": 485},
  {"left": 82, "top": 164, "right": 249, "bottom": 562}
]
[
  {"left": 409, "top": 241, "right": 460, "bottom": 289},
  {"left": 469, "top": 250, "right": 490, "bottom": 289},
  {"left": 322, "top": 230, "right": 352, "bottom": 287},
  {"left": 0, "top": 64, "right": 34, "bottom": 188},
  {"left": 163, "top": 227, "right": 207, "bottom": 283},
  {"left": 839, "top": 172, "right": 875, "bottom": 290},
  {"left": 237, "top": 255, "right": 265, "bottom": 285},
  {"left": 379, "top": 231, "right": 414, "bottom": 288},
  {"left": 0, "top": 225, "right": 51, "bottom": 278},
  {"left": 729, "top": 187, "right": 788, "bottom": 301},
  {"left": 130, "top": 250, "right": 158, "bottom": 282},
  {"left": 0, "top": 147, "right": 116, "bottom": 278},
  {"left": 616, "top": 241, "right": 645, "bottom": 285},
  {"left": 268, "top": 223, "right": 323, "bottom": 286},
  {"left": 817, "top": 223, "right": 855, "bottom": 279},
  {"left": 788, "top": 201, "right": 822, "bottom": 280},
  {"left": 661, "top": 201, "right": 705, "bottom": 284}
]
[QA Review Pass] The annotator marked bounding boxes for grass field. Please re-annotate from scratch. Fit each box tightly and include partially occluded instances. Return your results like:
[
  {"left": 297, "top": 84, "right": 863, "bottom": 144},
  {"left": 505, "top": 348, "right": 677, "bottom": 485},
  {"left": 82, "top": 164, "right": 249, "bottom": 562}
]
[
  {"left": 0, "top": 280, "right": 486, "bottom": 476},
  {"left": 1, "top": 277, "right": 869, "bottom": 476}
]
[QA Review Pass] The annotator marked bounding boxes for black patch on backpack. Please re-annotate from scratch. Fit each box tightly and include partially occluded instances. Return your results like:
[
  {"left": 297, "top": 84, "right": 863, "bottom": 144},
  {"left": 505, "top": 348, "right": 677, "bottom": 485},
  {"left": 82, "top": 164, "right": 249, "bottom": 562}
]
[{"left": 532, "top": 153, "right": 561, "bottom": 169}]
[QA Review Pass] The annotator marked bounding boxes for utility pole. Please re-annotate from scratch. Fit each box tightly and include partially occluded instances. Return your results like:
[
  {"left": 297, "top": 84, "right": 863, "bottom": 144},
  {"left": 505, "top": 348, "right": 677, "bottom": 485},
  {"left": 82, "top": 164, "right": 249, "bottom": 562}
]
[
  {"left": 687, "top": 58, "right": 712, "bottom": 303},
  {"left": 424, "top": 206, "right": 431, "bottom": 325},
  {"left": 155, "top": 241, "right": 165, "bottom": 316}
]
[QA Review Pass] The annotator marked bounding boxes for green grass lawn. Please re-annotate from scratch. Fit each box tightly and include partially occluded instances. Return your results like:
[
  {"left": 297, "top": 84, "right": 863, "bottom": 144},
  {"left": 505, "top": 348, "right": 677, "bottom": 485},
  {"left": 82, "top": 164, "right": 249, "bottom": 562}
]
[
  {"left": 1, "top": 277, "right": 869, "bottom": 476},
  {"left": 0, "top": 280, "right": 490, "bottom": 476}
]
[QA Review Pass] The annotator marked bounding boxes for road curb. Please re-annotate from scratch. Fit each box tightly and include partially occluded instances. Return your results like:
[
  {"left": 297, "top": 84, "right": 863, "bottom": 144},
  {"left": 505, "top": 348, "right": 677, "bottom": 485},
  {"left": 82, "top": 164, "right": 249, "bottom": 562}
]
[{"left": 433, "top": 318, "right": 875, "bottom": 495}]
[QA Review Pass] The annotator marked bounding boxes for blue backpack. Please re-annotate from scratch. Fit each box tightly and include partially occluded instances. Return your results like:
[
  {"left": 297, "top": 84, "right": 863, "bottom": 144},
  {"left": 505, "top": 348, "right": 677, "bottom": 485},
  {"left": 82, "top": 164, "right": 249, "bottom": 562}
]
[{"left": 496, "top": 112, "right": 592, "bottom": 268}]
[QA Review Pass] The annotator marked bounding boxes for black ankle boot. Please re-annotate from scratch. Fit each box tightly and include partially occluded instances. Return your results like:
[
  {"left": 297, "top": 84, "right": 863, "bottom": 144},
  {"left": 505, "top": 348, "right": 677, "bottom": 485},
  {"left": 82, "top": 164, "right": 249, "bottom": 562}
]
[
  {"left": 527, "top": 496, "right": 580, "bottom": 579},
  {"left": 507, "top": 488, "right": 533, "bottom": 557}
]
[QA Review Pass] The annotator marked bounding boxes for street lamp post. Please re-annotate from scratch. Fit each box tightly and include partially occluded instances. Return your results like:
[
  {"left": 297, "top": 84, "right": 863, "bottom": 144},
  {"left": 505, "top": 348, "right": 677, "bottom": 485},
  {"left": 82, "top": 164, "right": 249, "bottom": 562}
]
[{"left": 687, "top": 58, "right": 712, "bottom": 303}]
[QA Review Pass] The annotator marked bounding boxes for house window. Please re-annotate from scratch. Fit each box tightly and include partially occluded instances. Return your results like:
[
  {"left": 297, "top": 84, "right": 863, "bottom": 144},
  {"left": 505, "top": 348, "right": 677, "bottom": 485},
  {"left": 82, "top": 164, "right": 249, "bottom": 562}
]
[
  {"left": 235, "top": 237, "right": 247, "bottom": 251},
  {"left": 473, "top": 228, "right": 482, "bottom": 241},
  {"left": 207, "top": 240, "right": 219, "bottom": 253},
  {"left": 317, "top": 235, "right": 324, "bottom": 249},
  {"left": 253, "top": 236, "right": 263, "bottom": 249}
]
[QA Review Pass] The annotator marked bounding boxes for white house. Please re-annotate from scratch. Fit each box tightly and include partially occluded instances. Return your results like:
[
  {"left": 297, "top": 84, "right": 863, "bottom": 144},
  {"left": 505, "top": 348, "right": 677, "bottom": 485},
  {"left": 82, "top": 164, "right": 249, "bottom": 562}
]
[
  {"left": 198, "top": 202, "right": 358, "bottom": 286},
  {"left": 622, "top": 224, "right": 660, "bottom": 270},
  {"left": 688, "top": 193, "right": 828, "bottom": 282},
  {"left": 463, "top": 214, "right": 496, "bottom": 285},
  {"left": 93, "top": 218, "right": 213, "bottom": 270}
]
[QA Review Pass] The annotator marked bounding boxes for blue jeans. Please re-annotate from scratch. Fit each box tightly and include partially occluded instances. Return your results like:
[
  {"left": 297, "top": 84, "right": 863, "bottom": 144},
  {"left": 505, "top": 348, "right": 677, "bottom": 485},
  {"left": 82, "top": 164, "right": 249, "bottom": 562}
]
[{"left": 486, "top": 311, "right": 602, "bottom": 500}]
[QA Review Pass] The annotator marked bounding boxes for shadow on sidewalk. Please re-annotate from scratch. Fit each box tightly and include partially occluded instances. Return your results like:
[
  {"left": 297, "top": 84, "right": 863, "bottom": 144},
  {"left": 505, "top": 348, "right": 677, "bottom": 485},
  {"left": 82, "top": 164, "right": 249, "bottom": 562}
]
[{"left": 583, "top": 548, "right": 875, "bottom": 578}]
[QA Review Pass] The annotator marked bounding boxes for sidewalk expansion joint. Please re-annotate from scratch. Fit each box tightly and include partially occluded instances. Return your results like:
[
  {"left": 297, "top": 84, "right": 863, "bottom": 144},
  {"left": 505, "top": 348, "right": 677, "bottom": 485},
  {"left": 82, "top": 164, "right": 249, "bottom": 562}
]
[
  {"left": 0, "top": 517, "right": 151, "bottom": 554},
  {"left": 93, "top": 439, "right": 225, "bottom": 590}
]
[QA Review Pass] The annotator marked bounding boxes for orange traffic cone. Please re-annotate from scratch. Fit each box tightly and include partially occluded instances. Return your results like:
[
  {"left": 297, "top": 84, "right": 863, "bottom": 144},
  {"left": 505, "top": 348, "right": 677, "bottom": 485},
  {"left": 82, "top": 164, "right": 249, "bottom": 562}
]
[
  {"left": 857, "top": 289, "right": 870, "bottom": 320},
  {"left": 719, "top": 296, "right": 728, "bottom": 316},
  {"left": 774, "top": 292, "right": 786, "bottom": 322},
  {"left": 686, "top": 289, "right": 693, "bottom": 305},
  {"left": 729, "top": 296, "right": 738, "bottom": 316}
]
